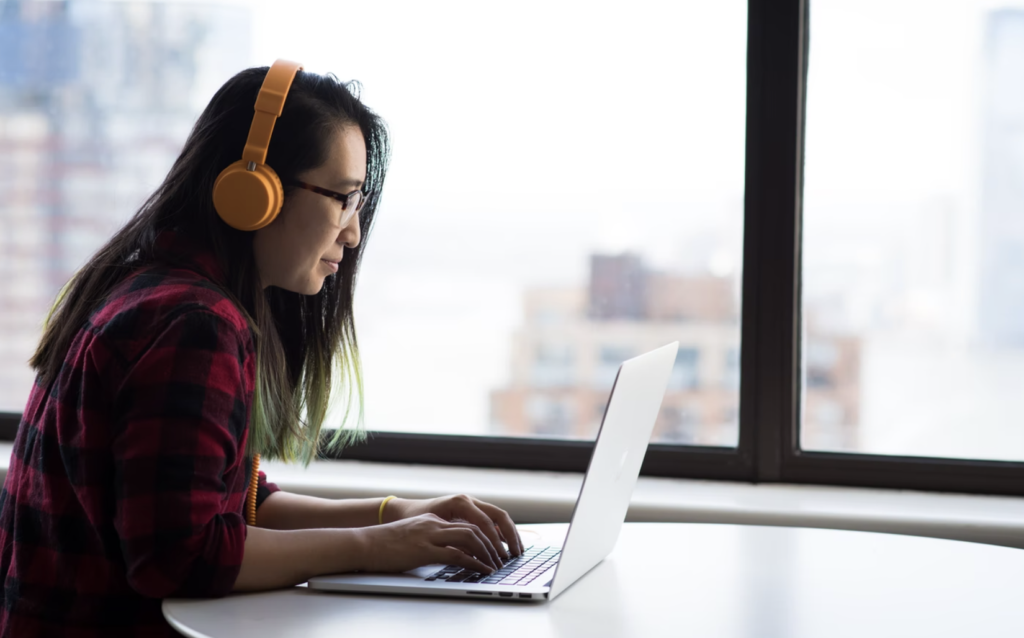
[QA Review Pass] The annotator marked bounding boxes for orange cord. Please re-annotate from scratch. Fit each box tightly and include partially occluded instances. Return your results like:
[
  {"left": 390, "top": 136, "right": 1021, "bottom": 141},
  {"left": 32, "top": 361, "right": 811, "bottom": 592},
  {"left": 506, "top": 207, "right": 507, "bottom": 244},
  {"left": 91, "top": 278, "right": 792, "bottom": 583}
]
[{"left": 246, "top": 453, "right": 260, "bottom": 526}]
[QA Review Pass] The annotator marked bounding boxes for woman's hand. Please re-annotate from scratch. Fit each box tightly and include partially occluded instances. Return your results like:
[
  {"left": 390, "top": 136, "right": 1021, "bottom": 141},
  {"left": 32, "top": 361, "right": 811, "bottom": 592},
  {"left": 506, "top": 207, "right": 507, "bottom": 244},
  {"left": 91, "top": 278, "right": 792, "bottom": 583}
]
[
  {"left": 359, "top": 513, "right": 501, "bottom": 574},
  {"left": 382, "top": 495, "right": 524, "bottom": 560}
]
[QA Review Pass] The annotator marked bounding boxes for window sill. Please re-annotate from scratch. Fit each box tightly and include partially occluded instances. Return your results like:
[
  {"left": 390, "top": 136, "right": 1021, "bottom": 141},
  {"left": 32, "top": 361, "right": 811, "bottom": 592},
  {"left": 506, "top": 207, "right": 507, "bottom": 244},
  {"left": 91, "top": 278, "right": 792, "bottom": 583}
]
[{"left": 2, "top": 442, "right": 1022, "bottom": 549}]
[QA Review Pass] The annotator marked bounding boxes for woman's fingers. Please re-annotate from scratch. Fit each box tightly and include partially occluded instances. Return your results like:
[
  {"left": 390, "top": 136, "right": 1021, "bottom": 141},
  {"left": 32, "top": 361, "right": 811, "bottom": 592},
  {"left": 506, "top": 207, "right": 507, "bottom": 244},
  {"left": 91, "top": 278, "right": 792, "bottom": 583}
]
[
  {"left": 424, "top": 494, "right": 525, "bottom": 562},
  {"left": 443, "top": 495, "right": 521, "bottom": 560},
  {"left": 438, "top": 526, "right": 499, "bottom": 571},
  {"left": 454, "top": 505, "right": 510, "bottom": 562},
  {"left": 365, "top": 514, "right": 505, "bottom": 575},
  {"left": 437, "top": 547, "right": 495, "bottom": 576},
  {"left": 475, "top": 500, "right": 524, "bottom": 557}
]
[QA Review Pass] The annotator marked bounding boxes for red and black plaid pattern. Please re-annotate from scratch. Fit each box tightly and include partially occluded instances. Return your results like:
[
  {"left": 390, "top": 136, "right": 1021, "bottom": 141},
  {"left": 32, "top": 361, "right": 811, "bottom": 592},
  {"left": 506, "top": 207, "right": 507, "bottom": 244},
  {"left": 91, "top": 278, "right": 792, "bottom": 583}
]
[{"left": 0, "top": 229, "right": 279, "bottom": 637}]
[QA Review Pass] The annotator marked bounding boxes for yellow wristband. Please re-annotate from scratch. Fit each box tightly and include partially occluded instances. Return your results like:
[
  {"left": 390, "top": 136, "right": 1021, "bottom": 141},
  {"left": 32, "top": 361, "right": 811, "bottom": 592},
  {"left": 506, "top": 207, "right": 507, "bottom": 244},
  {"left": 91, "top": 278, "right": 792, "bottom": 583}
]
[{"left": 378, "top": 495, "right": 397, "bottom": 525}]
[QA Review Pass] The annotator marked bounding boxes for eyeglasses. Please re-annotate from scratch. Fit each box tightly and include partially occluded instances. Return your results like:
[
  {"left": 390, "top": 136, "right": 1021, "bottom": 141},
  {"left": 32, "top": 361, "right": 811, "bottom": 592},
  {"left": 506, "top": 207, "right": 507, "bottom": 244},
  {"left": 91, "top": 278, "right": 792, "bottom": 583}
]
[{"left": 288, "top": 179, "right": 366, "bottom": 225}]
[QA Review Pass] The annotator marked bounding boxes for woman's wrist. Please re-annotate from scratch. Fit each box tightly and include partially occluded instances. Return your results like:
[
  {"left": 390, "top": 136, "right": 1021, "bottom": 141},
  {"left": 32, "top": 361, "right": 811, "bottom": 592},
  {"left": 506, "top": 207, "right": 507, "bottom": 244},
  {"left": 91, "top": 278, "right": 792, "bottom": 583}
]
[
  {"left": 378, "top": 495, "right": 397, "bottom": 525},
  {"left": 338, "top": 527, "right": 372, "bottom": 573},
  {"left": 379, "top": 496, "right": 414, "bottom": 525}
]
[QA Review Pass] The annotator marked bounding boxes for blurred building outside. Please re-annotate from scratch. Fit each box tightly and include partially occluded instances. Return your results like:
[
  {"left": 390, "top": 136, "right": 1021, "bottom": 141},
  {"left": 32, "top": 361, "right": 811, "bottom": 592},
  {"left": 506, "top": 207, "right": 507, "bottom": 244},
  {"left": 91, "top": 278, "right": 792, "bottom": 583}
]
[
  {"left": 0, "top": 0, "right": 250, "bottom": 410},
  {"left": 490, "top": 254, "right": 861, "bottom": 449}
]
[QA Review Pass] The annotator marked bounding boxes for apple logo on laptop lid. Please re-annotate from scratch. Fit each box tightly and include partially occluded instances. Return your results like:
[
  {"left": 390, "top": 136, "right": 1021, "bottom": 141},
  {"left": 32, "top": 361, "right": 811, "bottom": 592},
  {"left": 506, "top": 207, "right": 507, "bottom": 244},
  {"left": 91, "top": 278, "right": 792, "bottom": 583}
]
[{"left": 615, "top": 449, "right": 629, "bottom": 482}]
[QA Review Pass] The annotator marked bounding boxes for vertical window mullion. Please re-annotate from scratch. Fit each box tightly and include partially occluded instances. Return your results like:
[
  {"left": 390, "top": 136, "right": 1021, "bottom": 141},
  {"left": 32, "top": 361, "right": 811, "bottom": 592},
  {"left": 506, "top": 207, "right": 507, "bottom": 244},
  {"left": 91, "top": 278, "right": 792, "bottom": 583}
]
[{"left": 740, "top": 0, "right": 807, "bottom": 482}]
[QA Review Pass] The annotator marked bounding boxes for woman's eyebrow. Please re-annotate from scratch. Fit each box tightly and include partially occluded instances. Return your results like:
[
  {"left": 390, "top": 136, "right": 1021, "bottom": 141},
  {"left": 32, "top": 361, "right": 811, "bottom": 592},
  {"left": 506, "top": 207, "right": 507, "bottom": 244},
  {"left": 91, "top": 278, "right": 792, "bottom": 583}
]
[{"left": 333, "top": 178, "right": 364, "bottom": 189}]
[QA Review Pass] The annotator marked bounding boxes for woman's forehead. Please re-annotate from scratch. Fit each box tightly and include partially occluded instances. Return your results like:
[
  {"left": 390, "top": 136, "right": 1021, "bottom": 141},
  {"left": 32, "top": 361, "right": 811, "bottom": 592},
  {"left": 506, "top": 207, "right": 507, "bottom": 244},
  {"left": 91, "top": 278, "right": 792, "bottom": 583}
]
[{"left": 314, "top": 125, "right": 367, "bottom": 184}]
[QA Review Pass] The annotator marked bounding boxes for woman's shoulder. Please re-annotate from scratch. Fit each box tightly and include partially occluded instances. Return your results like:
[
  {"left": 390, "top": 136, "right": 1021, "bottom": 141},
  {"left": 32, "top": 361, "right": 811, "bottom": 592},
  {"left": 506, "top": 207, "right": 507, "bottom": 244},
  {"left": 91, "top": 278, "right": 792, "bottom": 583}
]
[{"left": 91, "top": 263, "right": 254, "bottom": 357}]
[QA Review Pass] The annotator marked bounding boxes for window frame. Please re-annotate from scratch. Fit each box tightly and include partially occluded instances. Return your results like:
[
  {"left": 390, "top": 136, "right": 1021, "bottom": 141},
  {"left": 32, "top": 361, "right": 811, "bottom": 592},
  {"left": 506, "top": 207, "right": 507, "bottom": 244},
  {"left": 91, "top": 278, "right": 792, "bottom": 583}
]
[{"left": 4, "top": 0, "right": 1024, "bottom": 497}]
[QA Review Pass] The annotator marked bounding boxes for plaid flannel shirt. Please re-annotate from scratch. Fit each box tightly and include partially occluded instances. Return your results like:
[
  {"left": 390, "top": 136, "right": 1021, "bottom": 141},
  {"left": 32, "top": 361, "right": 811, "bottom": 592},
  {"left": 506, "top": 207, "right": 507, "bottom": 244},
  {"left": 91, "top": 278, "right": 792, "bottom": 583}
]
[{"left": 0, "top": 228, "right": 280, "bottom": 637}]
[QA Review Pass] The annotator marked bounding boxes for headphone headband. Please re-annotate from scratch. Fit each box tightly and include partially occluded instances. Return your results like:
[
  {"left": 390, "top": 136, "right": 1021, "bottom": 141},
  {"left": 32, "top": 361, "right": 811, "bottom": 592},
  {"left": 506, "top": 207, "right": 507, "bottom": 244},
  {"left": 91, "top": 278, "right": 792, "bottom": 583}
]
[
  {"left": 242, "top": 59, "right": 303, "bottom": 166},
  {"left": 212, "top": 59, "right": 304, "bottom": 231}
]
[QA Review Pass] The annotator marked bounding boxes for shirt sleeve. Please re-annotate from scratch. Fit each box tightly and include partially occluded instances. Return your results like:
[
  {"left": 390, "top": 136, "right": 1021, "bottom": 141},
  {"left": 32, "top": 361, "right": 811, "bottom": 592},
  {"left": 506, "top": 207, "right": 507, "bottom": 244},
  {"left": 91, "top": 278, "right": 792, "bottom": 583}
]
[
  {"left": 111, "top": 309, "right": 251, "bottom": 599},
  {"left": 255, "top": 471, "right": 281, "bottom": 509}
]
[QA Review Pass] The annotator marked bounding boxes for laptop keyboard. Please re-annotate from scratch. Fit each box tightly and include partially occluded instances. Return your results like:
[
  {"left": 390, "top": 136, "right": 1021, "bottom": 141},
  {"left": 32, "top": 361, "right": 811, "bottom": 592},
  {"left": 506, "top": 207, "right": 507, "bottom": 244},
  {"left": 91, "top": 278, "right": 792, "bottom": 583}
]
[{"left": 425, "top": 545, "right": 560, "bottom": 586}]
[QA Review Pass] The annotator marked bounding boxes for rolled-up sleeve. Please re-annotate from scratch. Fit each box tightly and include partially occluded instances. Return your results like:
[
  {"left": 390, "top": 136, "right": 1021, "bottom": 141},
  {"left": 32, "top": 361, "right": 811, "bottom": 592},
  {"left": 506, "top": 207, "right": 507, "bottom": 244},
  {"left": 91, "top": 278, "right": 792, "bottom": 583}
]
[
  {"left": 111, "top": 309, "right": 250, "bottom": 599},
  {"left": 255, "top": 471, "right": 280, "bottom": 509}
]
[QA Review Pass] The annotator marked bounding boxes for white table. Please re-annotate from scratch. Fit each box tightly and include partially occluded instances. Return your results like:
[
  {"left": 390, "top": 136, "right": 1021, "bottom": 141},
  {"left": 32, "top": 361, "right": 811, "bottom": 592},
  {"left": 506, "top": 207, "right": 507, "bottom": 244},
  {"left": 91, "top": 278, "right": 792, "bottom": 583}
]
[{"left": 164, "top": 522, "right": 1024, "bottom": 637}]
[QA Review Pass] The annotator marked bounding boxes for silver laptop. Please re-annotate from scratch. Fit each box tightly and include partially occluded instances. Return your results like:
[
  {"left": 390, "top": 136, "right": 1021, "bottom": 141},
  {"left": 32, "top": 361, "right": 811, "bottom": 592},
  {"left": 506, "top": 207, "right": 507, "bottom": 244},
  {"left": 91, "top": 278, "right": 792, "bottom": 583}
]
[{"left": 308, "top": 341, "right": 679, "bottom": 602}]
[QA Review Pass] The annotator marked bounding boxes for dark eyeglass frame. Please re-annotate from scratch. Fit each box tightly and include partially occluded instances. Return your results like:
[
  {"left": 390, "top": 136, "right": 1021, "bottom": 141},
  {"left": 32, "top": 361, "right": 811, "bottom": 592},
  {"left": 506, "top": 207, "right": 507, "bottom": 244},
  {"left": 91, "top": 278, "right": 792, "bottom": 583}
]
[{"left": 288, "top": 179, "right": 367, "bottom": 214}]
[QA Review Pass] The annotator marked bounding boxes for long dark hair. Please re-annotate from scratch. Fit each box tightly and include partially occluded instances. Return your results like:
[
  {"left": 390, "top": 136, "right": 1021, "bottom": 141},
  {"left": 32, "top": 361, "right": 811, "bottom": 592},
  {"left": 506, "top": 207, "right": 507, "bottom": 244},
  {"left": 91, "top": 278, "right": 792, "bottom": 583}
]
[{"left": 29, "top": 66, "right": 390, "bottom": 464}]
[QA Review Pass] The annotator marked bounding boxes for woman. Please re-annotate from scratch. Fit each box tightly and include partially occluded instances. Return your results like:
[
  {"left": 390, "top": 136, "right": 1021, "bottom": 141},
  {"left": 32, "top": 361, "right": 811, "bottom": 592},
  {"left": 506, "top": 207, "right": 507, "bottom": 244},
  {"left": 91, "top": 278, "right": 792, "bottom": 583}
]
[{"left": 0, "top": 62, "right": 522, "bottom": 636}]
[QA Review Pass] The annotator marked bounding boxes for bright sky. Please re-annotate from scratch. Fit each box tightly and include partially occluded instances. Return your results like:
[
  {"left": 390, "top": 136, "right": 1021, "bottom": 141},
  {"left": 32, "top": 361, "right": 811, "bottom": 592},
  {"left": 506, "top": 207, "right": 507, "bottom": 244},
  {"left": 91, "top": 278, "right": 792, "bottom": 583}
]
[
  {"left": 230, "top": 0, "right": 1024, "bottom": 200},
  {"left": 806, "top": 0, "right": 1024, "bottom": 201},
  {"left": 248, "top": 0, "right": 748, "bottom": 202}
]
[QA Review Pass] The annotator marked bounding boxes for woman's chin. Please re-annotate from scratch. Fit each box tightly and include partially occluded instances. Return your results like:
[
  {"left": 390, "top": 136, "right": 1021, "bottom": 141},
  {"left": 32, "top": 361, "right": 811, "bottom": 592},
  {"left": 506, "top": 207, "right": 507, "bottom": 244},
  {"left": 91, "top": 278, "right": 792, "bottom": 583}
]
[
  {"left": 307, "top": 279, "right": 327, "bottom": 295},
  {"left": 275, "top": 276, "right": 326, "bottom": 296}
]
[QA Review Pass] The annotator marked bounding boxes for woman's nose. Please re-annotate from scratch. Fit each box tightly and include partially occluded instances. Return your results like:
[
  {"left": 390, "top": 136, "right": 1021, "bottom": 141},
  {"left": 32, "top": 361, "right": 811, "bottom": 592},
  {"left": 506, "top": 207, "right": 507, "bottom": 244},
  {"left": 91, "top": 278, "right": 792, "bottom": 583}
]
[{"left": 339, "top": 212, "right": 361, "bottom": 248}]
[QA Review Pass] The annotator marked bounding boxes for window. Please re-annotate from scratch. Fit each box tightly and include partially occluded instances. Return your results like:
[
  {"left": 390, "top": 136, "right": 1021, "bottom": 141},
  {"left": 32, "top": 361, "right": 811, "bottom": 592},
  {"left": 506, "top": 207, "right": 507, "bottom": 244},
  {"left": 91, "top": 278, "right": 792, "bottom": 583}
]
[
  {"left": 4, "top": 0, "right": 1024, "bottom": 496},
  {"left": 803, "top": 0, "right": 1024, "bottom": 462},
  {"left": 1, "top": 0, "right": 748, "bottom": 450}
]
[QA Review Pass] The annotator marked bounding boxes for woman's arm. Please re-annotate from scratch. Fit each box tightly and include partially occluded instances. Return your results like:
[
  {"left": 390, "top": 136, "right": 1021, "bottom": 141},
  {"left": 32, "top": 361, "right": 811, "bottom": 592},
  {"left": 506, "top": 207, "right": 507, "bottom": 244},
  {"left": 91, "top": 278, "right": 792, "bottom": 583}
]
[
  {"left": 255, "top": 491, "right": 525, "bottom": 559},
  {"left": 255, "top": 491, "right": 382, "bottom": 530},
  {"left": 112, "top": 311, "right": 252, "bottom": 599},
  {"left": 232, "top": 513, "right": 501, "bottom": 591},
  {"left": 233, "top": 525, "right": 366, "bottom": 590}
]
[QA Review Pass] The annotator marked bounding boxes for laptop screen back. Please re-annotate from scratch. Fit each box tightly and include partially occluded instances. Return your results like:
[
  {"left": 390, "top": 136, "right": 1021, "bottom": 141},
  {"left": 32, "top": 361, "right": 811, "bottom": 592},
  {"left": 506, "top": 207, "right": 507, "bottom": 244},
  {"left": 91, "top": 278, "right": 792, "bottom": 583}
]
[{"left": 547, "top": 342, "right": 678, "bottom": 600}]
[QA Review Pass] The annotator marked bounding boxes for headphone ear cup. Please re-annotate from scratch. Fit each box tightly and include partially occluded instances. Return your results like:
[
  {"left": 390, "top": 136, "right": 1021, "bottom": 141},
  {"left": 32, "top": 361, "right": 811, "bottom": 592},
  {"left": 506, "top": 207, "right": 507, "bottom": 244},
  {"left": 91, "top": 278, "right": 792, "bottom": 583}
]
[{"left": 212, "top": 160, "right": 285, "bottom": 231}]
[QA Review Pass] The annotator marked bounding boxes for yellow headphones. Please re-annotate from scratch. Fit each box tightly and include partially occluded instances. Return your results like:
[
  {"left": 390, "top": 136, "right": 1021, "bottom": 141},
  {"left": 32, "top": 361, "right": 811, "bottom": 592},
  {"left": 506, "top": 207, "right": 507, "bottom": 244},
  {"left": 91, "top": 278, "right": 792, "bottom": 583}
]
[{"left": 212, "top": 59, "right": 303, "bottom": 231}]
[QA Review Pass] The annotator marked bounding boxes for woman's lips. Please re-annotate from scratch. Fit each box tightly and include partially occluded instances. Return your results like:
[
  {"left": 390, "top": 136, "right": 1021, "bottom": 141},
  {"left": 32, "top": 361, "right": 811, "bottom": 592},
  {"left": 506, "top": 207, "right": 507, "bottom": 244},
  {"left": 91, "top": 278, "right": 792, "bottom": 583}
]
[{"left": 320, "top": 259, "right": 339, "bottom": 273}]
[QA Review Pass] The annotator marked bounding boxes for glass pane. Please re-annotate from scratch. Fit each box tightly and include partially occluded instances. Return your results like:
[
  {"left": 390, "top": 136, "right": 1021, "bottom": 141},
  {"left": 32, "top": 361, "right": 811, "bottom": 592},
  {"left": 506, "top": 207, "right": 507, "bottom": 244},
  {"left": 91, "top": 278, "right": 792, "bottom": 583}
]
[
  {"left": 0, "top": 0, "right": 251, "bottom": 407},
  {"left": 1, "top": 0, "right": 747, "bottom": 446},
  {"left": 802, "top": 0, "right": 1024, "bottom": 461}
]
